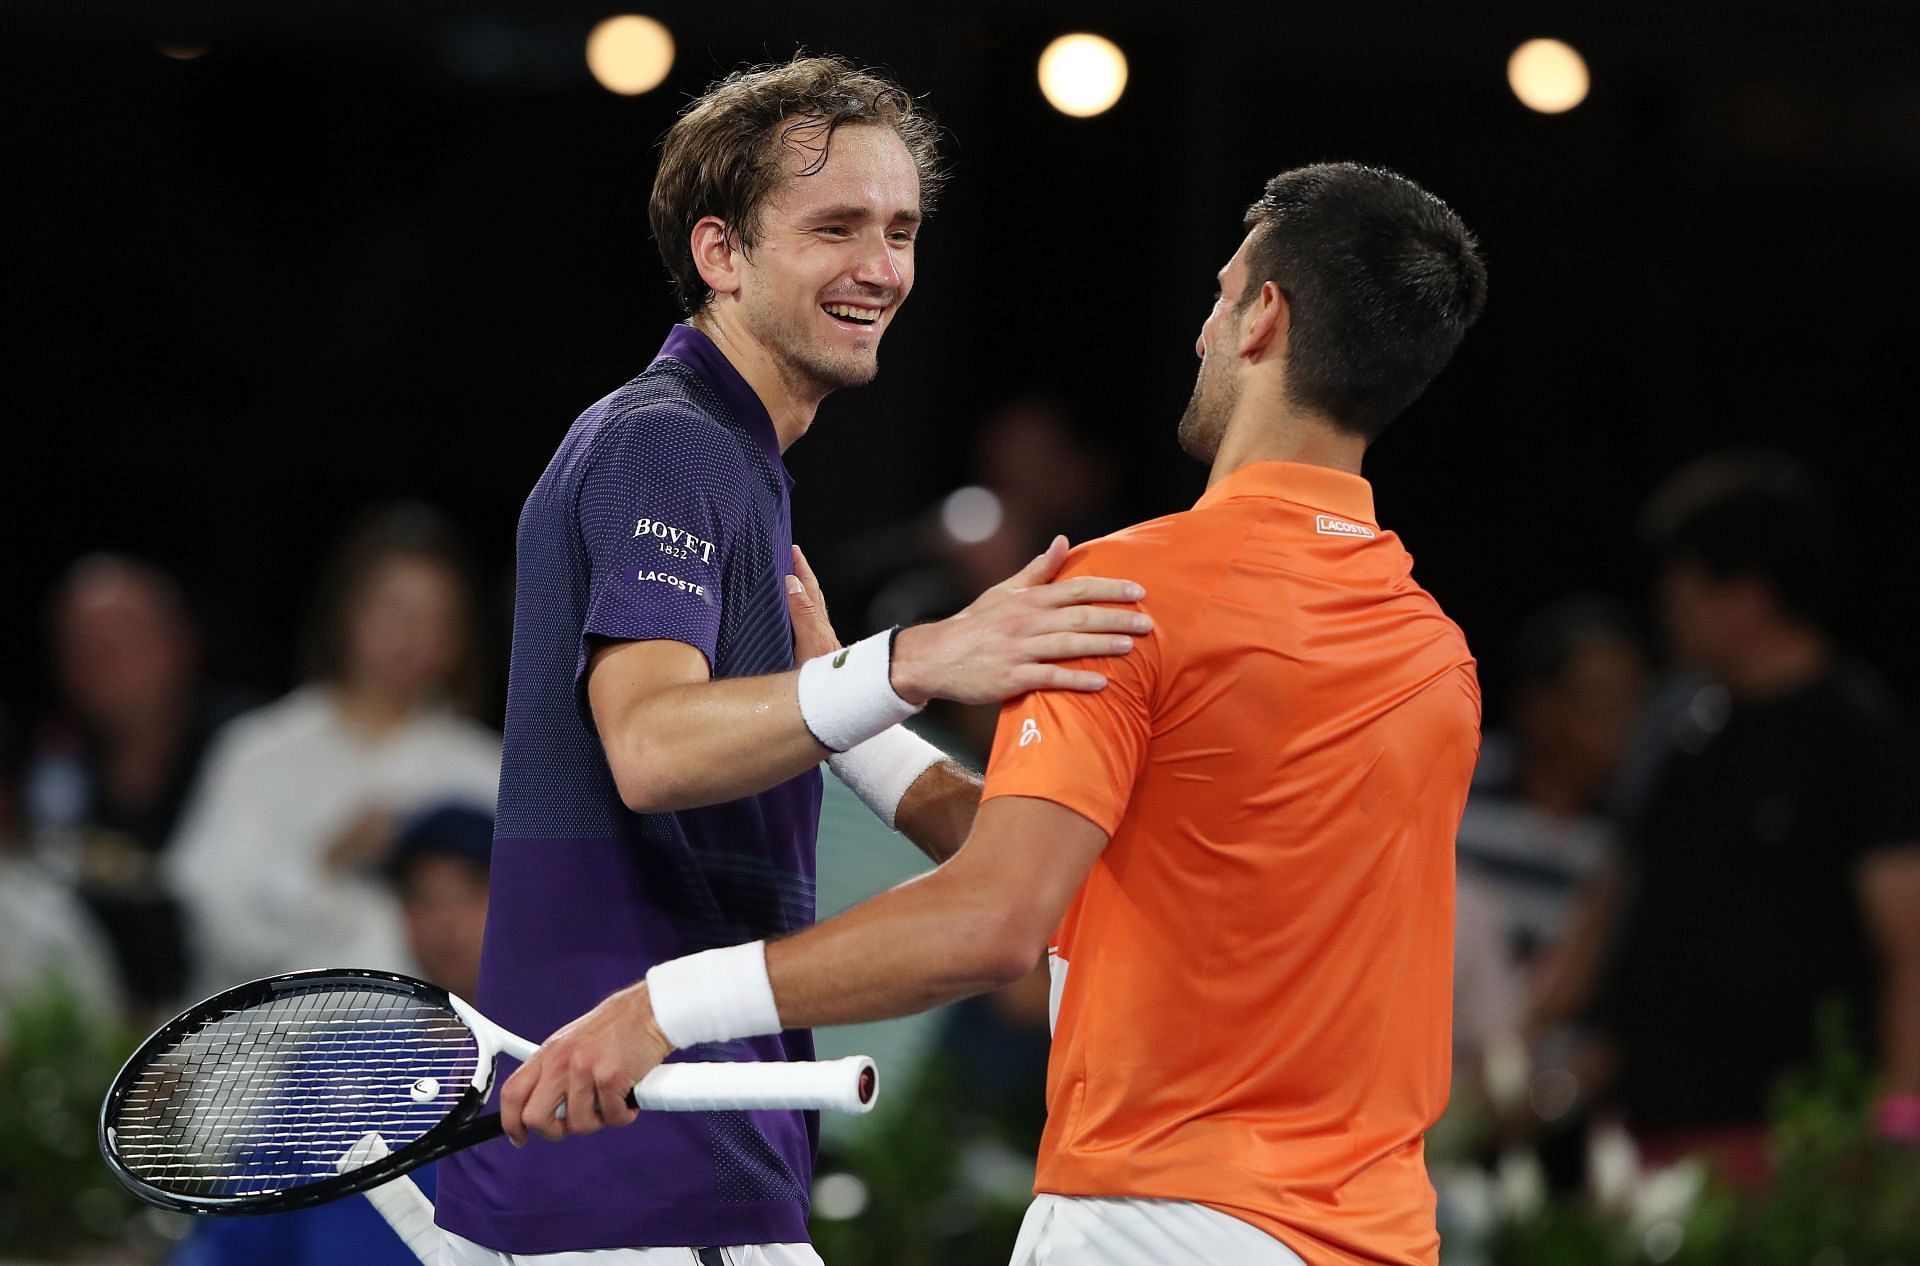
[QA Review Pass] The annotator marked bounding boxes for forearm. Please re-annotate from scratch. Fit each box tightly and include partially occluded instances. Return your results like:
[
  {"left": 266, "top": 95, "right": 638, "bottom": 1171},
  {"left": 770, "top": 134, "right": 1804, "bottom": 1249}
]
[
  {"left": 763, "top": 866, "right": 1030, "bottom": 1027},
  {"left": 892, "top": 761, "right": 984, "bottom": 864},
  {"left": 1881, "top": 961, "right": 1920, "bottom": 1096},
  {"left": 604, "top": 670, "right": 826, "bottom": 812}
]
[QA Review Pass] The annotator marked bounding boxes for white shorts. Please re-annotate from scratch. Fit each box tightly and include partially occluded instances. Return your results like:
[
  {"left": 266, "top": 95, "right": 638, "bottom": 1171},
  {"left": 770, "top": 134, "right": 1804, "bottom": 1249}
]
[
  {"left": 1007, "top": 1194, "right": 1307, "bottom": 1265},
  {"left": 441, "top": 1230, "right": 824, "bottom": 1266}
]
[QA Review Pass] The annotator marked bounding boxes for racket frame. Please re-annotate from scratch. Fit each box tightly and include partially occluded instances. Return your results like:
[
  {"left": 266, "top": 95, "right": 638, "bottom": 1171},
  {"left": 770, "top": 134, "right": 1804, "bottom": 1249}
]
[
  {"left": 101, "top": 966, "right": 878, "bottom": 1218},
  {"left": 99, "top": 968, "right": 504, "bottom": 1217}
]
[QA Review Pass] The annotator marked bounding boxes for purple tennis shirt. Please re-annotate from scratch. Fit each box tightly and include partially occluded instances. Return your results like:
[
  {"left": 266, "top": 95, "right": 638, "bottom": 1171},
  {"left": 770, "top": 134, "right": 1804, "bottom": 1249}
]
[{"left": 437, "top": 325, "right": 824, "bottom": 1252}]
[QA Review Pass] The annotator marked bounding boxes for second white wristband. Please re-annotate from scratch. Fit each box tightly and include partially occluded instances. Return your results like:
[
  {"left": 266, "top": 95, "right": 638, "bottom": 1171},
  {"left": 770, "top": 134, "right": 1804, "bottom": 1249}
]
[
  {"left": 796, "top": 629, "right": 921, "bottom": 753},
  {"left": 829, "top": 726, "right": 947, "bottom": 829},
  {"left": 645, "top": 941, "right": 783, "bottom": 1049}
]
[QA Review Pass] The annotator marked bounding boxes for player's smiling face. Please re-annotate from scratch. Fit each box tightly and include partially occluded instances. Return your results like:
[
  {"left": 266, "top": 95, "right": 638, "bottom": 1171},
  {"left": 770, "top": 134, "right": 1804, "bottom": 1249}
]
[{"left": 735, "top": 124, "right": 921, "bottom": 395}]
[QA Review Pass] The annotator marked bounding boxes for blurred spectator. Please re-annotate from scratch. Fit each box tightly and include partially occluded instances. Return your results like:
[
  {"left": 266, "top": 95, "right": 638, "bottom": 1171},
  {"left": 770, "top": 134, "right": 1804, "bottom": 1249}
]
[
  {"left": 854, "top": 397, "right": 1124, "bottom": 757},
  {"left": 22, "top": 555, "right": 251, "bottom": 1014},
  {"left": 169, "top": 803, "right": 494, "bottom": 1266},
  {"left": 1453, "top": 597, "right": 1648, "bottom": 1070},
  {"left": 385, "top": 803, "right": 493, "bottom": 1002},
  {"left": 947, "top": 395, "right": 1124, "bottom": 593},
  {"left": 167, "top": 505, "right": 499, "bottom": 999},
  {"left": 850, "top": 397, "right": 1119, "bottom": 608},
  {"left": 0, "top": 705, "right": 122, "bottom": 1020},
  {"left": 1563, "top": 453, "right": 1920, "bottom": 1182}
]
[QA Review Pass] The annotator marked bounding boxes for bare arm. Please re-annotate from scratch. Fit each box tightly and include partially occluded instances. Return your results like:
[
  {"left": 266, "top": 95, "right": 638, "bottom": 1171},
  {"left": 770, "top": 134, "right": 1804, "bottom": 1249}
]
[
  {"left": 891, "top": 762, "right": 984, "bottom": 864},
  {"left": 762, "top": 796, "right": 1102, "bottom": 1025},
  {"left": 586, "top": 638, "right": 822, "bottom": 812},
  {"left": 591, "top": 538, "right": 1149, "bottom": 813},
  {"left": 500, "top": 796, "right": 1105, "bottom": 1141},
  {"left": 1858, "top": 846, "right": 1920, "bottom": 1096}
]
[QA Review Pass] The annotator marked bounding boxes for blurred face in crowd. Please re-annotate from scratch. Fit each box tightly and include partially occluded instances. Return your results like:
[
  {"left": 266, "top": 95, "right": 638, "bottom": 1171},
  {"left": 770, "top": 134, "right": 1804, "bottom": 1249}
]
[
  {"left": 398, "top": 856, "right": 488, "bottom": 1002},
  {"left": 977, "top": 403, "right": 1114, "bottom": 528},
  {"left": 1658, "top": 560, "right": 1769, "bottom": 675},
  {"left": 342, "top": 555, "right": 467, "bottom": 704},
  {"left": 56, "top": 563, "right": 197, "bottom": 734},
  {"left": 724, "top": 124, "right": 920, "bottom": 398},
  {"left": 1516, "top": 636, "right": 1648, "bottom": 797},
  {"left": 1178, "top": 232, "right": 1258, "bottom": 462}
]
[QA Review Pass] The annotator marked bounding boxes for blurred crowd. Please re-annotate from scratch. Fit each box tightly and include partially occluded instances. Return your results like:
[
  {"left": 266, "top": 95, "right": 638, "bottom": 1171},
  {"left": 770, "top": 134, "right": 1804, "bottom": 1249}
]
[
  {"left": 2, "top": 414, "right": 1916, "bottom": 1263},
  {"left": 1443, "top": 449, "right": 1920, "bottom": 1219}
]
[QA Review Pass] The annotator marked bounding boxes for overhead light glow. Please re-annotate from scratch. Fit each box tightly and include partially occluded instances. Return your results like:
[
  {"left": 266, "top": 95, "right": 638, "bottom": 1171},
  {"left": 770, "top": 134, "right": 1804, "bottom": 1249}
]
[
  {"left": 1508, "top": 38, "right": 1589, "bottom": 114},
  {"left": 586, "top": 15, "right": 674, "bottom": 96},
  {"left": 158, "top": 42, "right": 209, "bottom": 61},
  {"left": 1038, "top": 34, "right": 1128, "bottom": 118},
  {"left": 940, "top": 487, "right": 1005, "bottom": 545}
]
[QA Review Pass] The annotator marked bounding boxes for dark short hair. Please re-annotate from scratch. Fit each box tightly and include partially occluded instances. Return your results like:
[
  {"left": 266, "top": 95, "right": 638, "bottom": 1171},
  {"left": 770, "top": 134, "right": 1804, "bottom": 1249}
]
[
  {"left": 649, "top": 55, "right": 945, "bottom": 315},
  {"left": 1508, "top": 596, "right": 1642, "bottom": 694},
  {"left": 386, "top": 802, "right": 493, "bottom": 885},
  {"left": 1241, "top": 163, "right": 1487, "bottom": 439},
  {"left": 1640, "top": 450, "right": 1840, "bottom": 627}
]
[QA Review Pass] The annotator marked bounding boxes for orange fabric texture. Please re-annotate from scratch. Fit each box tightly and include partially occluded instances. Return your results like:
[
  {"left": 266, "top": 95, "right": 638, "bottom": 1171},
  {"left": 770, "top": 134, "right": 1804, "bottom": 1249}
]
[{"left": 982, "top": 462, "right": 1480, "bottom": 1266}]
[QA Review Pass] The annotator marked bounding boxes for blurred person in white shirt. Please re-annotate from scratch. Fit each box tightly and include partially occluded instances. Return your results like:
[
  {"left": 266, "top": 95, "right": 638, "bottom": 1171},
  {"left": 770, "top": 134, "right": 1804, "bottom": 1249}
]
[{"left": 168, "top": 505, "right": 499, "bottom": 997}]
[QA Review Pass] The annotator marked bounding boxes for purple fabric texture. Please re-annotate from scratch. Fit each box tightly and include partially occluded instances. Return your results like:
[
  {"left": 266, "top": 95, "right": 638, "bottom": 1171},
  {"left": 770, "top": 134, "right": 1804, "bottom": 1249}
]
[{"left": 436, "top": 326, "right": 824, "bottom": 1253}]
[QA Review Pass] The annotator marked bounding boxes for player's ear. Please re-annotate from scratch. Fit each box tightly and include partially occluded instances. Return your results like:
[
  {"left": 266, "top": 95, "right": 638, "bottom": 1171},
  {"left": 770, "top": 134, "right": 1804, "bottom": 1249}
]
[
  {"left": 691, "top": 216, "right": 743, "bottom": 299},
  {"left": 1240, "top": 280, "right": 1288, "bottom": 361}
]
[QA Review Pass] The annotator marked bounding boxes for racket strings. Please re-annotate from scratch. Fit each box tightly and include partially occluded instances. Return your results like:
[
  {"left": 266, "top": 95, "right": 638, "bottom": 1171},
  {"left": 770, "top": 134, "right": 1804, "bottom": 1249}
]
[{"left": 108, "top": 984, "right": 480, "bottom": 1199}]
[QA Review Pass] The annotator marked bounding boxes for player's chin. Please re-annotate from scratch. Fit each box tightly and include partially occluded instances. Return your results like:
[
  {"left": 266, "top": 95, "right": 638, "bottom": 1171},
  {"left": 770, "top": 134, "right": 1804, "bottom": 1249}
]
[{"left": 813, "top": 348, "right": 881, "bottom": 390}]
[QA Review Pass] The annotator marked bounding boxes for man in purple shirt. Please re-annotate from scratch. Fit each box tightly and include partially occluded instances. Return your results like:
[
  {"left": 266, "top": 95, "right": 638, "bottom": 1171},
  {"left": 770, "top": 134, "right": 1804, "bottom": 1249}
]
[{"left": 436, "top": 56, "right": 1149, "bottom": 1265}]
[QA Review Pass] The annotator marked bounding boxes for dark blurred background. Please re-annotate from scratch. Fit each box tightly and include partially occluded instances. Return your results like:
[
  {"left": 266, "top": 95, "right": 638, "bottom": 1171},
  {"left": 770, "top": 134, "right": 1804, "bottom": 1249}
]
[{"left": 6, "top": 0, "right": 1918, "bottom": 718}]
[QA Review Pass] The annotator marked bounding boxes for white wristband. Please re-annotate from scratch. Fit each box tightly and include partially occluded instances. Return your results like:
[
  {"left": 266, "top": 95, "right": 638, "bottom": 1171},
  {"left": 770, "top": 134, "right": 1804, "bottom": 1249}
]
[
  {"left": 796, "top": 629, "right": 921, "bottom": 753},
  {"left": 645, "top": 941, "right": 783, "bottom": 1048},
  {"left": 829, "top": 726, "right": 947, "bottom": 829}
]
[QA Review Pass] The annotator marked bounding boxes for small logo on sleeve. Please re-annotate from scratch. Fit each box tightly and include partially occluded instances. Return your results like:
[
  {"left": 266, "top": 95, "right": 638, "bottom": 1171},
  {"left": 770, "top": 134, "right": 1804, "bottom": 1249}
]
[
  {"left": 1315, "top": 514, "right": 1376, "bottom": 539},
  {"left": 635, "top": 569, "right": 708, "bottom": 598},
  {"left": 633, "top": 516, "right": 718, "bottom": 564},
  {"left": 1019, "top": 718, "right": 1043, "bottom": 747},
  {"left": 831, "top": 649, "right": 849, "bottom": 668}
]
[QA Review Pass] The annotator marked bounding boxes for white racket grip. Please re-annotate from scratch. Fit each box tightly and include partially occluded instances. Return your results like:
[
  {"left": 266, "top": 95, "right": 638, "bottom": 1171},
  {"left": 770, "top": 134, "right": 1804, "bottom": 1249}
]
[
  {"left": 634, "top": 1055, "right": 878, "bottom": 1114},
  {"left": 449, "top": 995, "right": 878, "bottom": 1114},
  {"left": 338, "top": 1133, "right": 439, "bottom": 1266}
]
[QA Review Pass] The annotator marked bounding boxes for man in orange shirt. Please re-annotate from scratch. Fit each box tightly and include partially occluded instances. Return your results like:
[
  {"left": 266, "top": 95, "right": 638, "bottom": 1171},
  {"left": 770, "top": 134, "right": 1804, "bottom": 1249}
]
[{"left": 507, "top": 162, "right": 1488, "bottom": 1266}]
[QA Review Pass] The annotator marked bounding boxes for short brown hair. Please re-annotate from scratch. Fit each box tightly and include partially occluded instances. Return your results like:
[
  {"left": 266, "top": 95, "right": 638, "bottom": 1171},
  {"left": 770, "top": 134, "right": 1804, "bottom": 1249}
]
[{"left": 649, "top": 55, "right": 945, "bottom": 315}]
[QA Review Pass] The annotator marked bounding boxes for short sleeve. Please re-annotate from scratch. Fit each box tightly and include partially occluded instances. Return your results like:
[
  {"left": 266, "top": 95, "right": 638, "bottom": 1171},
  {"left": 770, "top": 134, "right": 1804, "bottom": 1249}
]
[
  {"left": 575, "top": 407, "right": 746, "bottom": 677},
  {"left": 980, "top": 549, "right": 1160, "bottom": 837}
]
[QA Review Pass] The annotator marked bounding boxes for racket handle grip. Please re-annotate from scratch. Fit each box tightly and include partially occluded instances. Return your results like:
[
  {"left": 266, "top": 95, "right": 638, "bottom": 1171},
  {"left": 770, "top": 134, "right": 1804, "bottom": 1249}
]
[{"left": 630, "top": 1055, "right": 878, "bottom": 1114}]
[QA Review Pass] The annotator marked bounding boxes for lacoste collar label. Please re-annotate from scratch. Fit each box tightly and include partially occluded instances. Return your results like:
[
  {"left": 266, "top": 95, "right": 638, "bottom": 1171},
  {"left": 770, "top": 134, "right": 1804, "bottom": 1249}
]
[{"left": 1315, "top": 514, "right": 1376, "bottom": 539}]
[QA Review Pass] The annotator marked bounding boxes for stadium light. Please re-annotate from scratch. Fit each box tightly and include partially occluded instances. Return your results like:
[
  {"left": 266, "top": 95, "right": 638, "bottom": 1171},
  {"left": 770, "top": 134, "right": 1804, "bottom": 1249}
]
[
  {"left": 940, "top": 486, "right": 1005, "bottom": 545},
  {"left": 1508, "top": 38, "right": 1589, "bottom": 115},
  {"left": 586, "top": 15, "right": 674, "bottom": 96},
  {"left": 1038, "top": 34, "right": 1128, "bottom": 118}
]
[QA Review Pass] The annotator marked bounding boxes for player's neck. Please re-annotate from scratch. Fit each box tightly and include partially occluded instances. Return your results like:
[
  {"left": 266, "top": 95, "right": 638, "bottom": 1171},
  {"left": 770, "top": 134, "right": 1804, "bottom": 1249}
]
[
  {"left": 1205, "top": 397, "right": 1365, "bottom": 489},
  {"left": 689, "top": 313, "right": 821, "bottom": 451}
]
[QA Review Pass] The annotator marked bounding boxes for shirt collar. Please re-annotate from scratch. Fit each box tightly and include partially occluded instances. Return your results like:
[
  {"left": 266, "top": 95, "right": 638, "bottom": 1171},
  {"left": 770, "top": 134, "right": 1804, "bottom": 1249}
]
[
  {"left": 653, "top": 323, "right": 784, "bottom": 468},
  {"left": 1194, "top": 460, "right": 1377, "bottom": 525}
]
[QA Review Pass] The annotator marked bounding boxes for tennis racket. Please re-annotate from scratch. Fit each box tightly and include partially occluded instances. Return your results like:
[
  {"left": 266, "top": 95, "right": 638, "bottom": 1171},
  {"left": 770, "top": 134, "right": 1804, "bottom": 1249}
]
[{"left": 99, "top": 967, "right": 877, "bottom": 1216}]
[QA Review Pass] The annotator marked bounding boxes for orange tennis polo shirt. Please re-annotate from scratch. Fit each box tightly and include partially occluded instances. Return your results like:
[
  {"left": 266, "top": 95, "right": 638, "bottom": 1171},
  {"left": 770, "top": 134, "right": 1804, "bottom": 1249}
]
[{"left": 981, "top": 460, "right": 1480, "bottom": 1266}]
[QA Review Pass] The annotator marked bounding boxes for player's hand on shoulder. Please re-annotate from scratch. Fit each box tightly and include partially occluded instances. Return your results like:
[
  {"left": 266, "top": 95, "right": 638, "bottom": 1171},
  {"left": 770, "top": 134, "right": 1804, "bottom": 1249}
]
[
  {"left": 786, "top": 544, "right": 841, "bottom": 663},
  {"left": 890, "top": 535, "right": 1151, "bottom": 706},
  {"left": 499, "top": 983, "right": 673, "bottom": 1146}
]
